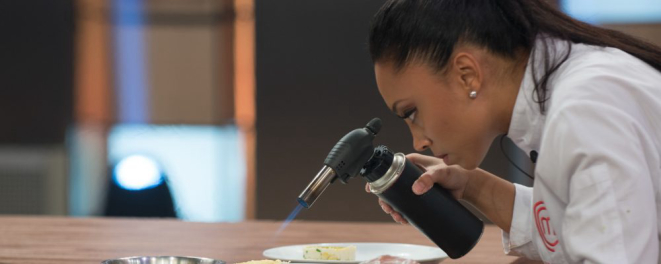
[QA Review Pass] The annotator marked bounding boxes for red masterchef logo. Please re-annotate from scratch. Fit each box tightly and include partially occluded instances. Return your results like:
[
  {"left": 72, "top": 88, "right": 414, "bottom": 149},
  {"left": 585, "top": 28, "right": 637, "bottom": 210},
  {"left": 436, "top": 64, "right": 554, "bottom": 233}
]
[{"left": 534, "top": 201, "right": 558, "bottom": 252}]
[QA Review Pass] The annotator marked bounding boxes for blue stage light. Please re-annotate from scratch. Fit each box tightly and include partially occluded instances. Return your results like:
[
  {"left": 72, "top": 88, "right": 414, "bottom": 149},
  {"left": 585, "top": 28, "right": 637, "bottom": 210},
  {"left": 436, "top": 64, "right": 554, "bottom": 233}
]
[
  {"left": 114, "top": 155, "right": 162, "bottom": 191},
  {"left": 562, "top": 0, "right": 661, "bottom": 24}
]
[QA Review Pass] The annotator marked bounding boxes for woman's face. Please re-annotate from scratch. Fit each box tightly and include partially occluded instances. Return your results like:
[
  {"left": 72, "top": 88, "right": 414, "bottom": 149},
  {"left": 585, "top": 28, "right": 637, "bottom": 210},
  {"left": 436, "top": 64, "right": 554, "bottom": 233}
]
[{"left": 374, "top": 55, "right": 500, "bottom": 169}]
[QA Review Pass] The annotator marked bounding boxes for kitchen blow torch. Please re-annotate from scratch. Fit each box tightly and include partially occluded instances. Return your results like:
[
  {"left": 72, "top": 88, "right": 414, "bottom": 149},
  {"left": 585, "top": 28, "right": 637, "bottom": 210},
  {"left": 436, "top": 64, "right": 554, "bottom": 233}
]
[
  {"left": 297, "top": 118, "right": 484, "bottom": 259},
  {"left": 297, "top": 118, "right": 382, "bottom": 208}
]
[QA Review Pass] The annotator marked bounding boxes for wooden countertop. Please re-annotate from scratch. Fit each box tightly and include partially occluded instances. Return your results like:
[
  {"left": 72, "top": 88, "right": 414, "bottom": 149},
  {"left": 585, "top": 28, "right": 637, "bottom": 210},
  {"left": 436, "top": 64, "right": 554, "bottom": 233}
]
[{"left": 0, "top": 216, "right": 541, "bottom": 263}]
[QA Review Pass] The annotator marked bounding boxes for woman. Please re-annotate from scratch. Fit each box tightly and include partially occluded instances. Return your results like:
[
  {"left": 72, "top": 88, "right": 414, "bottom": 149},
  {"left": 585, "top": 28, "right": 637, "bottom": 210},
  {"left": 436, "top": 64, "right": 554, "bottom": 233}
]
[{"left": 368, "top": 0, "right": 661, "bottom": 263}]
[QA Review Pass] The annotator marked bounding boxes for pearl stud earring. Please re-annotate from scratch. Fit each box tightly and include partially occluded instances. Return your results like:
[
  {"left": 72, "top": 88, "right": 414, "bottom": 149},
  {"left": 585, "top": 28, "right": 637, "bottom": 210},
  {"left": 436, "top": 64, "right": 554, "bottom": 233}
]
[{"left": 469, "top": 91, "right": 477, "bottom": 99}]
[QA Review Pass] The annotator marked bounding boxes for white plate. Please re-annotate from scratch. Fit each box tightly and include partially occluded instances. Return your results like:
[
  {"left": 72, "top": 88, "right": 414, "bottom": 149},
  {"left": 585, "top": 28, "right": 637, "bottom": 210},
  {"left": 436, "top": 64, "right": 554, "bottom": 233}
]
[{"left": 263, "top": 242, "right": 448, "bottom": 263}]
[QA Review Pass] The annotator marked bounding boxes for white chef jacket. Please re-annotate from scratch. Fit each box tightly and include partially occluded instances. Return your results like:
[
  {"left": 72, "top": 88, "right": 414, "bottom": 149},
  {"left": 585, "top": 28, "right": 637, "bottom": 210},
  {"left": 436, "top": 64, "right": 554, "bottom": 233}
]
[{"left": 502, "top": 36, "right": 661, "bottom": 263}]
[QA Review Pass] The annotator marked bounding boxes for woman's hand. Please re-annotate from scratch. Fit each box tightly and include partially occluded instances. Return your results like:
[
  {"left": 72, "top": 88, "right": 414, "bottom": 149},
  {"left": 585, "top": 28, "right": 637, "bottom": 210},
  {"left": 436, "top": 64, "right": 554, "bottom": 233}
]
[
  {"left": 366, "top": 153, "right": 473, "bottom": 225},
  {"left": 406, "top": 153, "right": 471, "bottom": 199}
]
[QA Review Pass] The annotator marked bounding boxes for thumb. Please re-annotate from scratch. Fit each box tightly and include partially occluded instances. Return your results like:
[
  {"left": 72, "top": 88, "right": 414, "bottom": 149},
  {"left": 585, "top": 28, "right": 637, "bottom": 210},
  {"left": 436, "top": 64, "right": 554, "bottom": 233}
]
[{"left": 412, "top": 173, "right": 435, "bottom": 195}]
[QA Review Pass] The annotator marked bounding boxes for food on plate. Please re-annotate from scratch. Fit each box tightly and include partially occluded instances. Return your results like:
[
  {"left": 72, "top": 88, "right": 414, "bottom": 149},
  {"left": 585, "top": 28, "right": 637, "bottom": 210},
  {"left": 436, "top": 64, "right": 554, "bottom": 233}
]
[
  {"left": 303, "top": 245, "right": 357, "bottom": 261},
  {"left": 235, "top": 260, "right": 289, "bottom": 264},
  {"left": 359, "top": 255, "right": 420, "bottom": 264}
]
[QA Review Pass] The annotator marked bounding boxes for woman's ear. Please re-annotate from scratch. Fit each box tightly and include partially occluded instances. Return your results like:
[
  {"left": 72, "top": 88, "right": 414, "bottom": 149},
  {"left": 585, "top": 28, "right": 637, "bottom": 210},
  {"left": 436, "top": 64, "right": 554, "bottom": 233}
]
[{"left": 452, "top": 52, "right": 482, "bottom": 94}]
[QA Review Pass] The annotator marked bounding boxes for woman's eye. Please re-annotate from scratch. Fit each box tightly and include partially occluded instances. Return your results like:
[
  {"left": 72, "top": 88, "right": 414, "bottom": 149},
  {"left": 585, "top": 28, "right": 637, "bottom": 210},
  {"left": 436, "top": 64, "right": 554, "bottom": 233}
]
[{"left": 402, "top": 108, "right": 417, "bottom": 122}]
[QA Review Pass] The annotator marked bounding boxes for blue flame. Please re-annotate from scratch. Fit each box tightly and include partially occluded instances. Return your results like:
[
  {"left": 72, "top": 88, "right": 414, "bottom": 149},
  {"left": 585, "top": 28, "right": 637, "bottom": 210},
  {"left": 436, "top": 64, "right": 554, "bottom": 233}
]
[{"left": 274, "top": 204, "right": 304, "bottom": 238}]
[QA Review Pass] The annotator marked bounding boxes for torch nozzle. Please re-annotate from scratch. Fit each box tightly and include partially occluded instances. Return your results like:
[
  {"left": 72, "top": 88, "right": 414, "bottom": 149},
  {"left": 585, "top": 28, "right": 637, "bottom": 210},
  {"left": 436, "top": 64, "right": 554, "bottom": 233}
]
[{"left": 297, "top": 165, "right": 337, "bottom": 208}]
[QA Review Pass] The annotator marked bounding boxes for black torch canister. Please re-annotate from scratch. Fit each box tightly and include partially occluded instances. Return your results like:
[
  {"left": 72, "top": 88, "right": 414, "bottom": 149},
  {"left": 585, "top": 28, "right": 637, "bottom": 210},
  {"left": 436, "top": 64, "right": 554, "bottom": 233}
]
[
  {"left": 297, "top": 118, "right": 483, "bottom": 259},
  {"left": 361, "top": 145, "right": 484, "bottom": 259}
]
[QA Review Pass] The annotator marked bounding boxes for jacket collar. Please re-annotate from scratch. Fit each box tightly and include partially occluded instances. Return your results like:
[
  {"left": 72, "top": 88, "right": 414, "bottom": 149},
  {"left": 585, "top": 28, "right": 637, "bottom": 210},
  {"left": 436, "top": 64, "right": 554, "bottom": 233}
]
[{"left": 507, "top": 37, "right": 568, "bottom": 155}]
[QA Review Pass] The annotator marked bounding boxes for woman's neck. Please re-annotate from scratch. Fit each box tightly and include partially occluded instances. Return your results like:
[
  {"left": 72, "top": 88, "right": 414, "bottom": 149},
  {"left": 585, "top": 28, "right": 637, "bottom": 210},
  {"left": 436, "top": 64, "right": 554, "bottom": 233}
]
[{"left": 492, "top": 49, "right": 531, "bottom": 135}]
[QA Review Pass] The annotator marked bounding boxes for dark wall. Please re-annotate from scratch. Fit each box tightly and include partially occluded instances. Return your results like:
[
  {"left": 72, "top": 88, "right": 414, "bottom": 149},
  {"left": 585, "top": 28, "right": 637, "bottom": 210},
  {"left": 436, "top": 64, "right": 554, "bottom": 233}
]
[
  {"left": 0, "top": 0, "right": 75, "bottom": 145},
  {"left": 255, "top": 0, "right": 533, "bottom": 222}
]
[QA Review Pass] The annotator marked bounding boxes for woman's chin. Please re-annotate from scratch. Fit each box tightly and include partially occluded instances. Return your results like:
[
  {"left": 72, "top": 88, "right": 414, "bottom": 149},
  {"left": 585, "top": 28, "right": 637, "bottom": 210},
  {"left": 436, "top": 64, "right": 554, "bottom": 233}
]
[{"left": 457, "top": 158, "right": 479, "bottom": 170}]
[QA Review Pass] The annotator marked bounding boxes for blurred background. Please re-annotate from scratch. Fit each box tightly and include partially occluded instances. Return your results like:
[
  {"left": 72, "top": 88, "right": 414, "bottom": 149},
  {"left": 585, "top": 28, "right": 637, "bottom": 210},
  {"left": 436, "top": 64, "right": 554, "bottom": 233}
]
[{"left": 0, "top": 0, "right": 659, "bottom": 223}]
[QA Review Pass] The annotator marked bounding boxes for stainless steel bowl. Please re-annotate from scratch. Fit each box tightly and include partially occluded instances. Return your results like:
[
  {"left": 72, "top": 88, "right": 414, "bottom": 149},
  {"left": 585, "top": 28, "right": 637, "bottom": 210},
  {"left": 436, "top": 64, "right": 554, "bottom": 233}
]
[{"left": 101, "top": 256, "right": 225, "bottom": 264}]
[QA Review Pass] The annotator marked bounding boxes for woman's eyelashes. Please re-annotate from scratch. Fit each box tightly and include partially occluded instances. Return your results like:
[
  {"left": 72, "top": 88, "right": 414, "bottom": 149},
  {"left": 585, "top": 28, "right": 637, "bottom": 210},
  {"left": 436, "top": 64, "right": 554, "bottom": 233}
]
[{"left": 400, "top": 108, "right": 417, "bottom": 122}]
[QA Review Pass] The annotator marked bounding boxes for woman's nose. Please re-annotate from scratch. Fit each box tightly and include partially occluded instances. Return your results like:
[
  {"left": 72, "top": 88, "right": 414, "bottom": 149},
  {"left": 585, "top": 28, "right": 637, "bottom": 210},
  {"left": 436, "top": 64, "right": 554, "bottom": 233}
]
[{"left": 413, "top": 135, "right": 431, "bottom": 152}]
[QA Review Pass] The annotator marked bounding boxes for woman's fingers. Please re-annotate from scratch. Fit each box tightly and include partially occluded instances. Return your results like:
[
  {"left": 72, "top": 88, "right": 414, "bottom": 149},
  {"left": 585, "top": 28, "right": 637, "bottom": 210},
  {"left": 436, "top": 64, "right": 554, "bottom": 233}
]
[
  {"left": 412, "top": 165, "right": 456, "bottom": 195},
  {"left": 412, "top": 173, "right": 435, "bottom": 195},
  {"left": 405, "top": 153, "right": 443, "bottom": 168},
  {"left": 412, "top": 165, "right": 466, "bottom": 199},
  {"left": 391, "top": 211, "right": 409, "bottom": 225},
  {"left": 378, "top": 199, "right": 408, "bottom": 224},
  {"left": 378, "top": 199, "right": 393, "bottom": 214}
]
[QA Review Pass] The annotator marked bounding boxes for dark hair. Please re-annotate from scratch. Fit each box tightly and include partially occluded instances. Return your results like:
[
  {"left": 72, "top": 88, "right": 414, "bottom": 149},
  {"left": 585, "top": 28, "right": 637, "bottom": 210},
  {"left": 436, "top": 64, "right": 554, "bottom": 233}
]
[{"left": 369, "top": 0, "right": 661, "bottom": 113}]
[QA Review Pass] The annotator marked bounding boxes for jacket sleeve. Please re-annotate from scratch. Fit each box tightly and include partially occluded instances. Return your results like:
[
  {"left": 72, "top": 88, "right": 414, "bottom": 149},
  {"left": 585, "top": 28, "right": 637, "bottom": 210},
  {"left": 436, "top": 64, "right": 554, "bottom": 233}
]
[
  {"left": 501, "top": 183, "right": 542, "bottom": 260},
  {"left": 537, "top": 100, "right": 658, "bottom": 263}
]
